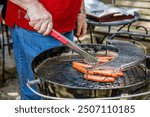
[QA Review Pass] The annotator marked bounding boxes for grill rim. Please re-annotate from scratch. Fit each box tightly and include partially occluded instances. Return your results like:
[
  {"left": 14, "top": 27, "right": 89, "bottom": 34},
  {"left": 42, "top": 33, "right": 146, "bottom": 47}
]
[{"left": 43, "top": 76, "right": 150, "bottom": 90}]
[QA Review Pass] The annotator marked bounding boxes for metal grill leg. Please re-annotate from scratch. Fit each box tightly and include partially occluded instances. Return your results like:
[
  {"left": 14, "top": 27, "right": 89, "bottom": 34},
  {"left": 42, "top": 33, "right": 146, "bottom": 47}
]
[
  {"left": 1, "top": 22, "right": 5, "bottom": 83},
  {"left": 0, "top": 21, "right": 14, "bottom": 83}
]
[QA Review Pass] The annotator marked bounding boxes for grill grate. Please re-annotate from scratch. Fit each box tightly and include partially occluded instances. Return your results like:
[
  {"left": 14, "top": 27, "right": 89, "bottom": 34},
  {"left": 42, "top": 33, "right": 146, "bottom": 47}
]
[
  {"left": 99, "top": 40, "right": 146, "bottom": 69},
  {"left": 36, "top": 55, "right": 149, "bottom": 89},
  {"left": 34, "top": 42, "right": 148, "bottom": 90}
]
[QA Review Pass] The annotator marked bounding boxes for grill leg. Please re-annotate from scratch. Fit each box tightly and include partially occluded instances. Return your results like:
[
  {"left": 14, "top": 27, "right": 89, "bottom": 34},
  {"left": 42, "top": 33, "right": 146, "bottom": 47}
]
[
  {"left": 1, "top": 22, "right": 5, "bottom": 83},
  {"left": 0, "top": 21, "right": 14, "bottom": 83}
]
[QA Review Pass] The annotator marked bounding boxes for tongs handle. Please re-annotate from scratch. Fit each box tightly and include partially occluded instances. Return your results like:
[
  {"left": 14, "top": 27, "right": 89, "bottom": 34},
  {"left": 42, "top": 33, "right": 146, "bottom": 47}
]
[
  {"left": 50, "top": 29, "right": 99, "bottom": 64},
  {"left": 24, "top": 14, "right": 98, "bottom": 63},
  {"left": 50, "top": 29, "right": 68, "bottom": 45}
]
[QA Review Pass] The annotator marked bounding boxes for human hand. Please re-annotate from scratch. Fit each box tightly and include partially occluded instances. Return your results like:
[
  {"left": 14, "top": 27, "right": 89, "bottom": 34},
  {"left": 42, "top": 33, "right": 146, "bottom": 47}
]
[
  {"left": 26, "top": 1, "right": 53, "bottom": 36},
  {"left": 76, "top": 13, "right": 87, "bottom": 37}
]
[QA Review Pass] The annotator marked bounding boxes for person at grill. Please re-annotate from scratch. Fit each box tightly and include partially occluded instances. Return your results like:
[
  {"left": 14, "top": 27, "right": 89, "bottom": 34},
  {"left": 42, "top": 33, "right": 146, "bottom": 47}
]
[{"left": 5, "top": 0, "right": 87, "bottom": 100}]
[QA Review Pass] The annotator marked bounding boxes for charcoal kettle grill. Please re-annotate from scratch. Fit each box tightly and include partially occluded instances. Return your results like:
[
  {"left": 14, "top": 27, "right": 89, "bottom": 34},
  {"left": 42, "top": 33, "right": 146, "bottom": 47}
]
[{"left": 27, "top": 35, "right": 150, "bottom": 99}]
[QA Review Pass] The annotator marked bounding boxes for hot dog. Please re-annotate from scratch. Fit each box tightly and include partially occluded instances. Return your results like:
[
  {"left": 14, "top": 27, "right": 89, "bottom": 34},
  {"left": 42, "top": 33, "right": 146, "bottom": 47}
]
[
  {"left": 72, "top": 61, "right": 92, "bottom": 68},
  {"left": 72, "top": 62, "right": 94, "bottom": 74},
  {"left": 97, "top": 56, "right": 115, "bottom": 63},
  {"left": 96, "top": 56, "right": 114, "bottom": 60},
  {"left": 72, "top": 62, "right": 124, "bottom": 78},
  {"left": 84, "top": 74, "right": 115, "bottom": 82},
  {"left": 92, "top": 69, "right": 124, "bottom": 78}
]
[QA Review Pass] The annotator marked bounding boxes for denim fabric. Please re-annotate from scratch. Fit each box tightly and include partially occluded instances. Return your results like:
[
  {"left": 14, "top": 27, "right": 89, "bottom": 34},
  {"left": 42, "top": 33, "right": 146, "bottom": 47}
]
[{"left": 11, "top": 26, "right": 74, "bottom": 100}]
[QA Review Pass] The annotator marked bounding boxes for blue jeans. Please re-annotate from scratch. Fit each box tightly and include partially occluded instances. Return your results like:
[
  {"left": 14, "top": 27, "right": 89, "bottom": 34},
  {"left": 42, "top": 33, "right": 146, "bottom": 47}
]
[{"left": 11, "top": 26, "right": 74, "bottom": 100}]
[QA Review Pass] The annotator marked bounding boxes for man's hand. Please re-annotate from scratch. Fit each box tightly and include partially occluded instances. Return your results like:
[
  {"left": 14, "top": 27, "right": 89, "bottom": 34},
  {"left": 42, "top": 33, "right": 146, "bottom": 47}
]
[
  {"left": 27, "top": 2, "right": 53, "bottom": 36},
  {"left": 10, "top": 0, "right": 53, "bottom": 35},
  {"left": 76, "top": 13, "right": 87, "bottom": 38}
]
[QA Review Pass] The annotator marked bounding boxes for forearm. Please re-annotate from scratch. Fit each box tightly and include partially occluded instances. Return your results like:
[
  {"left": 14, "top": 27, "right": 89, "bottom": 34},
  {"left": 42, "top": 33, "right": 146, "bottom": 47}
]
[
  {"left": 9, "top": 0, "right": 40, "bottom": 10},
  {"left": 79, "top": 0, "right": 86, "bottom": 14}
]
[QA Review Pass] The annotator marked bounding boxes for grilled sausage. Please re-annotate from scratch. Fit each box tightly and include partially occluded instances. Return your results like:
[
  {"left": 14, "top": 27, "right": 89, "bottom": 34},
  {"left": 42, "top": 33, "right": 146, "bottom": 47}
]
[
  {"left": 72, "top": 61, "right": 92, "bottom": 68},
  {"left": 72, "top": 62, "right": 124, "bottom": 78},
  {"left": 99, "top": 59, "right": 110, "bottom": 63},
  {"left": 84, "top": 74, "right": 115, "bottom": 82},
  {"left": 92, "top": 69, "right": 124, "bottom": 78},
  {"left": 97, "top": 56, "right": 115, "bottom": 63},
  {"left": 72, "top": 62, "right": 94, "bottom": 74}
]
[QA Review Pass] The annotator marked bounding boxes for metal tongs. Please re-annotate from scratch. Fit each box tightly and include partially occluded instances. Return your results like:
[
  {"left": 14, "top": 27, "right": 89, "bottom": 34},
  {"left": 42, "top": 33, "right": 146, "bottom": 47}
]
[
  {"left": 24, "top": 14, "right": 99, "bottom": 64},
  {"left": 50, "top": 29, "right": 99, "bottom": 64}
]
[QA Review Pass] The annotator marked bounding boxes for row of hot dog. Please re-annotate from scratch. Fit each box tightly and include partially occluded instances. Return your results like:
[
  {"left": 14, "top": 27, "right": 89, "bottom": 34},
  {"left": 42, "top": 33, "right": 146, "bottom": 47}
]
[{"left": 72, "top": 55, "right": 124, "bottom": 83}]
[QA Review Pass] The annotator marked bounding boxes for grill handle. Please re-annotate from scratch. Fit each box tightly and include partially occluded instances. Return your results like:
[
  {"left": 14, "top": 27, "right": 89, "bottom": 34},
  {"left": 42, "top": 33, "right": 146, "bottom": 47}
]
[{"left": 27, "top": 79, "right": 150, "bottom": 100}]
